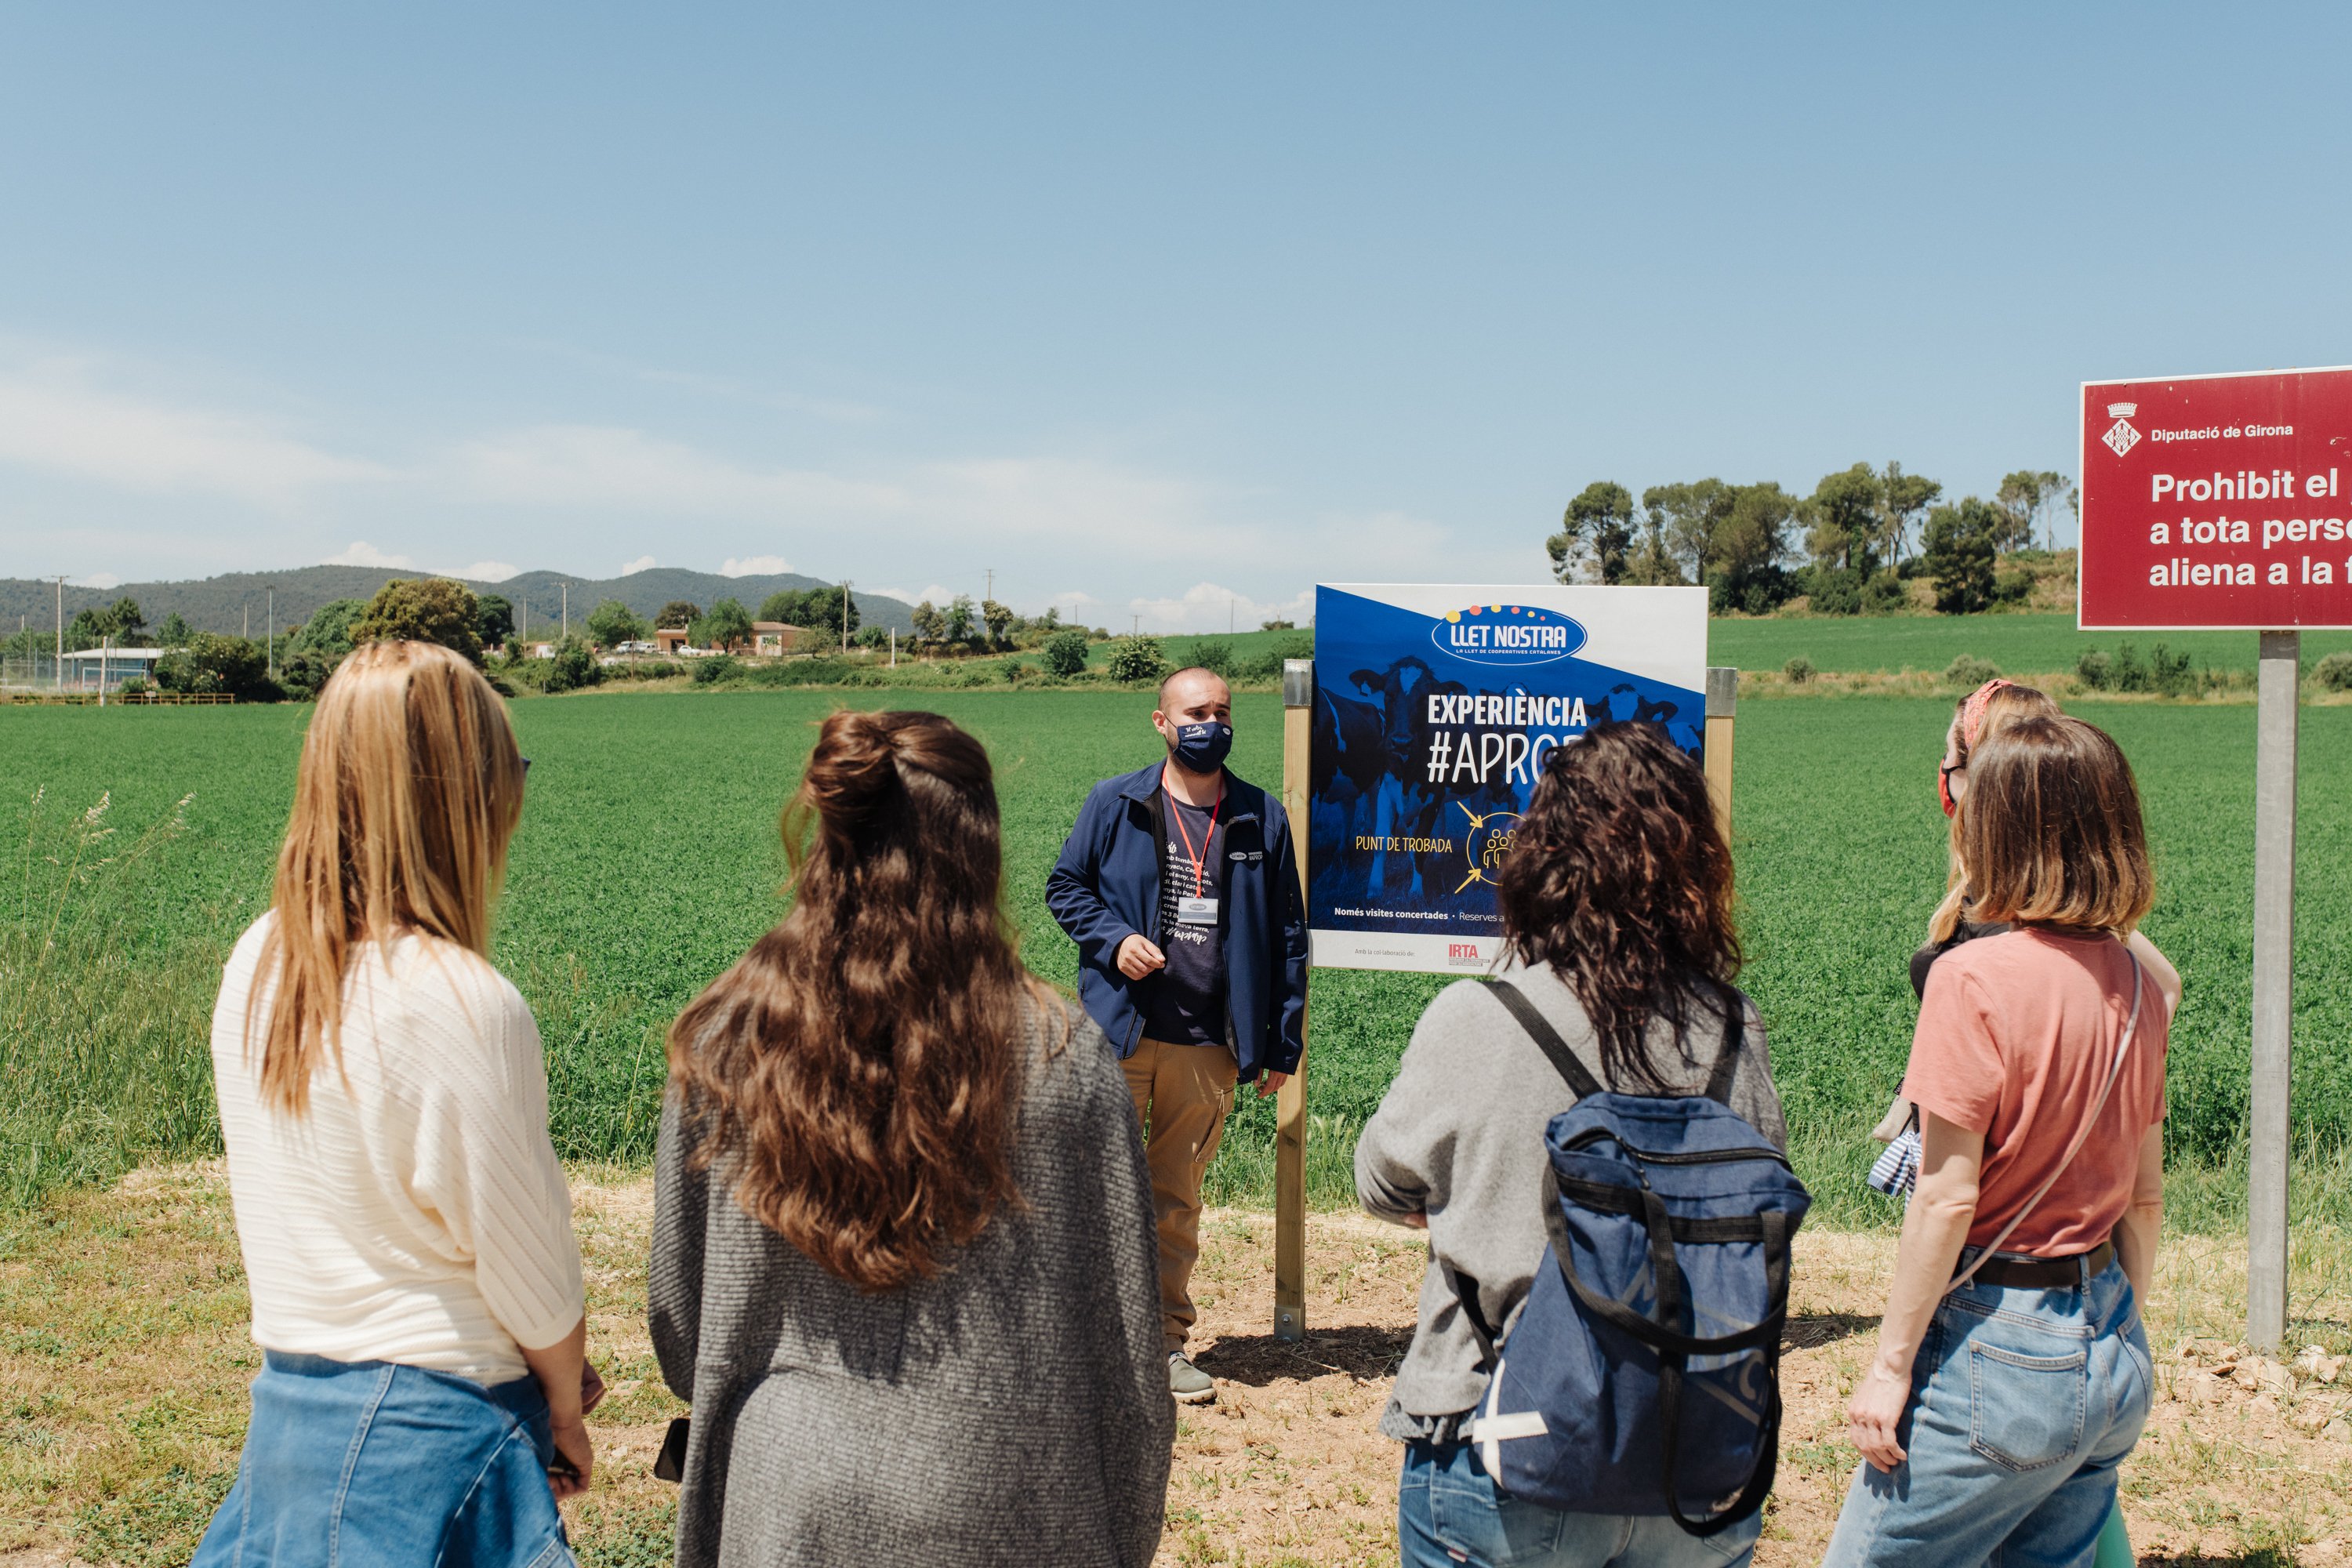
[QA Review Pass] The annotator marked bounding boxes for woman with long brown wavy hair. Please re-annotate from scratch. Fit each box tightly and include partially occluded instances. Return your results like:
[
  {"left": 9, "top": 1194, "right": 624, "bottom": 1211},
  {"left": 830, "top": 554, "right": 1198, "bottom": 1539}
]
[
  {"left": 195, "top": 640, "right": 594, "bottom": 1568},
  {"left": 1356, "top": 720, "right": 1788, "bottom": 1568},
  {"left": 648, "top": 709, "right": 1171, "bottom": 1568}
]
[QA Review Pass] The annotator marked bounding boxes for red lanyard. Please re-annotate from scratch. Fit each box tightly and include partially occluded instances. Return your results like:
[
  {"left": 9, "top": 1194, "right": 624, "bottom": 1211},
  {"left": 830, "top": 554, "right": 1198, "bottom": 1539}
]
[{"left": 1167, "top": 789, "right": 1222, "bottom": 897}]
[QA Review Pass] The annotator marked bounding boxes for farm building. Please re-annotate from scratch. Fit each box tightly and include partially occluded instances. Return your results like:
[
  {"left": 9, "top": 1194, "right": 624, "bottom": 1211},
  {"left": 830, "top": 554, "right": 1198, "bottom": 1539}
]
[
  {"left": 752, "top": 621, "right": 800, "bottom": 656},
  {"left": 654, "top": 626, "right": 689, "bottom": 654},
  {"left": 60, "top": 646, "right": 164, "bottom": 691}
]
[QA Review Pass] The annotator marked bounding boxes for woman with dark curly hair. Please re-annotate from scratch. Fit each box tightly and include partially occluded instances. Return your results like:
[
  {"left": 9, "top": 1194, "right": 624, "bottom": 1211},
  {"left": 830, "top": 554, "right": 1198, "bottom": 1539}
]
[
  {"left": 1356, "top": 720, "right": 1788, "bottom": 1568},
  {"left": 649, "top": 709, "right": 1172, "bottom": 1568}
]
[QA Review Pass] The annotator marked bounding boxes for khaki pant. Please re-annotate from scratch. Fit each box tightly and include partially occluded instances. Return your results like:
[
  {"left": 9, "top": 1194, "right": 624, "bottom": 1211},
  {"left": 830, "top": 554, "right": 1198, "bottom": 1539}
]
[{"left": 1122, "top": 1035, "right": 1240, "bottom": 1354}]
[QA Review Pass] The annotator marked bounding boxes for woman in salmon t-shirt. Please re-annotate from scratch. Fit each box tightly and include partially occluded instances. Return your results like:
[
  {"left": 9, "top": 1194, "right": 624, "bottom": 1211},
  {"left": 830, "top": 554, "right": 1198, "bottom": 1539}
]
[{"left": 1824, "top": 716, "right": 2170, "bottom": 1568}]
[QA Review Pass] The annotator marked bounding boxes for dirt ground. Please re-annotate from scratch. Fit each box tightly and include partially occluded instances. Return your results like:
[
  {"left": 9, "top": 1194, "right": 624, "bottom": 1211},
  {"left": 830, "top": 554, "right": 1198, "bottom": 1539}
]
[{"left": 7, "top": 1167, "right": 2352, "bottom": 1566}]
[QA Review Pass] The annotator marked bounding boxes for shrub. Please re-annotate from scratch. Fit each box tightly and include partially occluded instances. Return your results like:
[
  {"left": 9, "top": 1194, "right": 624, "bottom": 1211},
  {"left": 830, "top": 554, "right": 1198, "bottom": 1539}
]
[
  {"left": 156, "top": 633, "right": 281, "bottom": 701},
  {"left": 1807, "top": 568, "right": 1862, "bottom": 616},
  {"left": 1993, "top": 565, "right": 2034, "bottom": 605},
  {"left": 1001, "top": 660, "right": 1031, "bottom": 683},
  {"left": 1105, "top": 635, "right": 1170, "bottom": 684},
  {"left": 1236, "top": 631, "right": 1315, "bottom": 683},
  {"left": 2074, "top": 643, "right": 2201, "bottom": 697},
  {"left": 2317, "top": 650, "right": 2352, "bottom": 692},
  {"left": 543, "top": 637, "right": 601, "bottom": 695},
  {"left": 1042, "top": 628, "right": 1091, "bottom": 677},
  {"left": 1783, "top": 656, "right": 1815, "bottom": 684},
  {"left": 1945, "top": 655, "right": 2000, "bottom": 688},
  {"left": 115, "top": 677, "right": 149, "bottom": 698},
  {"left": 960, "top": 665, "right": 992, "bottom": 688},
  {"left": 690, "top": 654, "right": 737, "bottom": 686},
  {"left": 1860, "top": 572, "right": 1907, "bottom": 615},
  {"left": 1188, "top": 639, "right": 1236, "bottom": 676}
]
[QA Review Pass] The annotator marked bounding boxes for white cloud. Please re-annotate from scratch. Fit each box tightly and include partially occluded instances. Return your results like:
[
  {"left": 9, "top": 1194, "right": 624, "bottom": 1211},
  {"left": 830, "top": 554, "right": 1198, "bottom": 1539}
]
[
  {"left": 448, "top": 561, "right": 521, "bottom": 583},
  {"left": 71, "top": 572, "right": 123, "bottom": 590},
  {"left": 873, "top": 584, "right": 957, "bottom": 607},
  {"left": 450, "top": 425, "right": 902, "bottom": 516},
  {"left": 324, "top": 540, "right": 413, "bottom": 569},
  {"left": 1126, "top": 581, "right": 1316, "bottom": 636},
  {"left": 619, "top": 554, "right": 658, "bottom": 576},
  {"left": 719, "top": 554, "right": 792, "bottom": 577},
  {"left": 0, "top": 361, "right": 387, "bottom": 506}
]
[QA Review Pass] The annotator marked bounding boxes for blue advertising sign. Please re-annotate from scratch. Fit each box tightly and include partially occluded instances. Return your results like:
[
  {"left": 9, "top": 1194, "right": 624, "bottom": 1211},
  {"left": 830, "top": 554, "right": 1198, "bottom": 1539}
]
[{"left": 1308, "top": 583, "right": 1709, "bottom": 973}]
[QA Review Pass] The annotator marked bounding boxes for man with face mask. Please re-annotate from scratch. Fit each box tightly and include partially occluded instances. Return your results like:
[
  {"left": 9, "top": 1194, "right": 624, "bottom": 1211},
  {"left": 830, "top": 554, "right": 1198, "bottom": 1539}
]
[{"left": 1047, "top": 665, "right": 1309, "bottom": 1404}]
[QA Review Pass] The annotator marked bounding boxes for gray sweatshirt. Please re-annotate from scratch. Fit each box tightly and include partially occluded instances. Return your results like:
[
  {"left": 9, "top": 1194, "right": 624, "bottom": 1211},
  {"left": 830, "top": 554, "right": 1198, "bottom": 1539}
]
[
  {"left": 651, "top": 1000, "right": 1174, "bottom": 1566},
  {"left": 1353, "top": 962, "right": 1786, "bottom": 1441}
]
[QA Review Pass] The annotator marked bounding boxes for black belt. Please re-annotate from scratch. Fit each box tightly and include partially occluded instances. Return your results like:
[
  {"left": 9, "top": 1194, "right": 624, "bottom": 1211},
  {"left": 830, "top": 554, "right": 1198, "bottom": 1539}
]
[{"left": 1964, "top": 1238, "right": 2114, "bottom": 1290}]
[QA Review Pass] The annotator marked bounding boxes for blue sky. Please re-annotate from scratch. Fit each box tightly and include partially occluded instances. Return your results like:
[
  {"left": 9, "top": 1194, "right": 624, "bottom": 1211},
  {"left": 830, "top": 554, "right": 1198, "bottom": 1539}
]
[{"left": 5, "top": 4, "right": 2350, "bottom": 630}]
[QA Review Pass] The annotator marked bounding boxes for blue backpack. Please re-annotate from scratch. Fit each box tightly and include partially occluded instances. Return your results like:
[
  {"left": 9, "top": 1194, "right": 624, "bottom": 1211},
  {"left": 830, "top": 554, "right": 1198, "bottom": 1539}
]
[{"left": 1469, "top": 980, "right": 1809, "bottom": 1537}]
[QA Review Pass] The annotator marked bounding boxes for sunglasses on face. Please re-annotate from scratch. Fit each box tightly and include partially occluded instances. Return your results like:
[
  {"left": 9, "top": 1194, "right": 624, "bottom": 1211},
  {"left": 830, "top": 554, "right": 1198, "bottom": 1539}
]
[{"left": 1937, "top": 760, "right": 1961, "bottom": 818}]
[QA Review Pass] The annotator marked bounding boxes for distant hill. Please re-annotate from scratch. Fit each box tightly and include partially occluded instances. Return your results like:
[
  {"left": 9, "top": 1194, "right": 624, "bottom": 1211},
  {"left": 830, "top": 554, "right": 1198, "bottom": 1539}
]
[{"left": 0, "top": 565, "right": 915, "bottom": 641}]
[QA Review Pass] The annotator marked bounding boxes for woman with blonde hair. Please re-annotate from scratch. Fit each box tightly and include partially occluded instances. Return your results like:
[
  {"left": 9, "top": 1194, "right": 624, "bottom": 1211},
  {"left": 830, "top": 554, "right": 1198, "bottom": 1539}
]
[
  {"left": 650, "top": 709, "right": 1170, "bottom": 1568},
  {"left": 195, "top": 641, "right": 594, "bottom": 1568},
  {"left": 1827, "top": 716, "right": 2173, "bottom": 1566}
]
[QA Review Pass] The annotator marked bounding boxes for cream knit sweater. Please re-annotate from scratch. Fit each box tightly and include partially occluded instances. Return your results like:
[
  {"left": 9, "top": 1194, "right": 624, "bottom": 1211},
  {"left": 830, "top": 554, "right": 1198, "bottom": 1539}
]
[{"left": 210, "top": 913, "right": 584, "bottom": 1385}]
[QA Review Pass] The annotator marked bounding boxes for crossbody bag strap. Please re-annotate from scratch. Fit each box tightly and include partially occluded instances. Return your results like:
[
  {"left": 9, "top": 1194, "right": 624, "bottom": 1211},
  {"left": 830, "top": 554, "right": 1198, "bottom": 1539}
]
[
  {"left": 1486, "top": 978, "right": 1605, "bottom": 1101},
  {"left": 1948, "top": 943, "right": 2143, "bottom": 1294},
  {"left": 1702, "top": 984, "right": 1744, "bottom": 1105}
]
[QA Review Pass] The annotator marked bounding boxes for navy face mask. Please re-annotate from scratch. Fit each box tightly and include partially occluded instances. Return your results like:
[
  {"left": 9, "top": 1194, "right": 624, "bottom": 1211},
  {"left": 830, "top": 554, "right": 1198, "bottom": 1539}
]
[{"left": 1169, "top": 720, "right": 1234, "bottom": 772}]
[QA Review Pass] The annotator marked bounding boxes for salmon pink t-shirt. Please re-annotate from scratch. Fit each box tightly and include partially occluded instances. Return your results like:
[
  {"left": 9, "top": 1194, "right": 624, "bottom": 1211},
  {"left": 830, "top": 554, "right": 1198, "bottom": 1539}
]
[{"left": 1901, "top": 929, "right": 2166, "bottom": 1257}]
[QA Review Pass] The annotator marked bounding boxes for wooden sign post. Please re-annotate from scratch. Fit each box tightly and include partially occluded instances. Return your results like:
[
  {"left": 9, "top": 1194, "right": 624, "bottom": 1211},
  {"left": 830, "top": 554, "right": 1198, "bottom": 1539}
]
[
  {"left": 1704, "top": 666, "right": 1737, "bottom": 846},
  {"left": 1274, "top": 658, "right": 1313, "bottom": 1342}
]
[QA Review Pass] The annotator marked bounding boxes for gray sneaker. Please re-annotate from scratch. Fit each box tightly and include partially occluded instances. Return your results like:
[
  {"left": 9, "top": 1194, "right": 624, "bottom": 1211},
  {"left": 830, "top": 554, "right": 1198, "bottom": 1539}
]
[{"left": 1168, "top": 1352, "right": 1216, "bottom": 1404}]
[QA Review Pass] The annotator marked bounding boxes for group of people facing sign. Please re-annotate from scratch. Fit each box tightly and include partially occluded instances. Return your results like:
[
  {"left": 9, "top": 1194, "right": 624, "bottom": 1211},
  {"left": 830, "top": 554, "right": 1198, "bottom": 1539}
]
[{"left": 187, "top": 642, "right": 2171, "bottom": 1568}]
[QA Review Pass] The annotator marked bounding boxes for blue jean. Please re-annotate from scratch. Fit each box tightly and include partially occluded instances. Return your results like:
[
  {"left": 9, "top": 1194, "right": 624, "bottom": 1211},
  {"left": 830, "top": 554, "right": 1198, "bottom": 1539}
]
[
  {"left": 1399, "top": 1439, "right": 1762, "bottom": 1568},
  {"left": 192, "top": 1350, "right": 575, "bottom": 1568},
  {"left": 1821, "top": 1256, "right": 2153, "bottom": 1568}
]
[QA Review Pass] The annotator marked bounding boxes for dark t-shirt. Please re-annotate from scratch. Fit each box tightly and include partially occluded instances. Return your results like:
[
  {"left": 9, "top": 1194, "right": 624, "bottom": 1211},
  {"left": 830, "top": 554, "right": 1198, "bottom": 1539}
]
[
  {"left": 1909, "top": 919, "right": 2013, "bottom": 999},
  {"left": 1144, "top": 790, "right": 1228, "bottom": 1047}
]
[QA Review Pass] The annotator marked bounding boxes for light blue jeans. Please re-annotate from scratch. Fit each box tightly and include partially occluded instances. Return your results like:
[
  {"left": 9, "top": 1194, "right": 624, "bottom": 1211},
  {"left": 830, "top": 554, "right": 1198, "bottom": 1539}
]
[
  {"left": 192, "top": 1350, "right": 575, "bottom": 1568},
  {"left": 1399, "top": 1439, "right": 1762, "bottom": 1568},
  {"left": 1821, "top": 1255, "right": 2153, "bottom": 1568}
]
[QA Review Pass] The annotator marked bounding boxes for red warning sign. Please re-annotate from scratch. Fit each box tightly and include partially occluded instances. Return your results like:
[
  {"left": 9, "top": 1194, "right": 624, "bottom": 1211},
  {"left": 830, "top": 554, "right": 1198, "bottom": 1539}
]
[{"left": 2079, "top": 367, "right": 2352, "bottom": 629}]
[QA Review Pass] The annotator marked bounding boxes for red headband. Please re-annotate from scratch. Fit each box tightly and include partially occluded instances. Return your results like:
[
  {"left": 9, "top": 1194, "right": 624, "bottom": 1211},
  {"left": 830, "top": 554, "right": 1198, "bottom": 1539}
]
[{"left": 1958, "top": 678, "right": 2016, "bottom": 756}]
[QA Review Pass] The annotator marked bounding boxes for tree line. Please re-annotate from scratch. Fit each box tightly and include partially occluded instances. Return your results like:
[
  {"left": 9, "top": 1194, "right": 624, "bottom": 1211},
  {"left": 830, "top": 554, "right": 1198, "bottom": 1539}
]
[{"left": 1545, "top": 464, "right": 2075, "bottom": 615}]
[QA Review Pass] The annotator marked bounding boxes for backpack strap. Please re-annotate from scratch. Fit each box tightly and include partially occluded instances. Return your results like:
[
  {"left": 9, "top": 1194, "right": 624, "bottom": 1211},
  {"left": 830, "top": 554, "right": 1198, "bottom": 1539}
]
[
  {"left": 1486, "top": 979, "right": 1604, "bottom": 1101},
  {"left": 1701, "top": 985, "right": 1744, "bottom": 1105}
]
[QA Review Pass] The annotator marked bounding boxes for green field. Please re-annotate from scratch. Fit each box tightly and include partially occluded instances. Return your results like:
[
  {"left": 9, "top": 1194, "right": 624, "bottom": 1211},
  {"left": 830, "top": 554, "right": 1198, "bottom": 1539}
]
[
  {"left": 1708, "top": 610, "right": 2352, "bottom": 677},
  {"left": 5, "top": 689, "right": 2350, "bottom": 1225}
]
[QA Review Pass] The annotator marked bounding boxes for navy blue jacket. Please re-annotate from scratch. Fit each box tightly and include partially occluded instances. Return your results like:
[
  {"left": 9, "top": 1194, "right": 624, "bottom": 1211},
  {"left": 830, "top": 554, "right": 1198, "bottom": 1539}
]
[{"left": 1045, "top": 762, "right": 1308, "bottom": 1079}]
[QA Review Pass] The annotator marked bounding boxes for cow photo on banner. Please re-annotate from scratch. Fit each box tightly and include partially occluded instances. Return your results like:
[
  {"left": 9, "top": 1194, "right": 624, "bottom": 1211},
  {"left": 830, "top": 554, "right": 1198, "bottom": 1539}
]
[{"left": 1307, "top": 583, "right": 1709, "bottom": 975}]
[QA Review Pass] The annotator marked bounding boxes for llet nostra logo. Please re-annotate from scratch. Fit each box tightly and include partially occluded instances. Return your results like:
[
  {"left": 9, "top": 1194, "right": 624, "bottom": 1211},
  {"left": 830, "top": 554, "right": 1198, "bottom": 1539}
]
[{"left": 1431, "top": 604, "right": 1587, "bottom": 666}]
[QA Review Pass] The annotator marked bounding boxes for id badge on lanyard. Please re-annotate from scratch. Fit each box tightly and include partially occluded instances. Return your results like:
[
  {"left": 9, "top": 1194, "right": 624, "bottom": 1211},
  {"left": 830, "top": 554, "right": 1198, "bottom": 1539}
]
[{"left": 1168, "top": 789, "right": 1223, "bottom": 927}]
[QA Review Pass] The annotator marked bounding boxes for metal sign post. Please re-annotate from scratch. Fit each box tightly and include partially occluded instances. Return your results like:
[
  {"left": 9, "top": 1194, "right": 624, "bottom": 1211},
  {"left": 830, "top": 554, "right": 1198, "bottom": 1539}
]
[
  {"left": 1274, "top": 658, "right": 1313, "bottom": 1342},
  {"left": 2249, "top": 630, "right": 2300, "bottom": 1348},
  {"left": 2077, "top": 367, "right": 2352, "bottom": 1351}
]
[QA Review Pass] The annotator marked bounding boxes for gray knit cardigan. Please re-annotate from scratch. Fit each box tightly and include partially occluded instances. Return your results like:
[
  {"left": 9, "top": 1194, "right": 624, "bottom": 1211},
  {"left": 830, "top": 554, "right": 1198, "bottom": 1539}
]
[{"left": 649, "top": 1000, "right": 1172, "bottom": 1568}]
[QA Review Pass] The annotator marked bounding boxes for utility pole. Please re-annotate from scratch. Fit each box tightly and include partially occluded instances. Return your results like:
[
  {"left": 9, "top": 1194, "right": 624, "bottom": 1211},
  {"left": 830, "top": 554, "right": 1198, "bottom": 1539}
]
[
  {"left": 840, "top": 580, "right": 851, "bottom": 653},
  {"left": 985, "top": 568, "right": 994, "bottom": 601},
  {"left": 889, "top": 627, "right": 896, "bottom": 668},
  {"left": 1131, "top": 613, "right": 1140, "bottom": 636},
  {"left": 267, "top": 588, "right": 274, "bottom": 675},
  {"left": 561, "top": 583, "right": 568, "bottom": 640},
  {"left": 53, "top": 576, "right": 65, "bottom": 694},
  {"left": 243, "top": 604, "right": 249, "bottom": 641}
]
